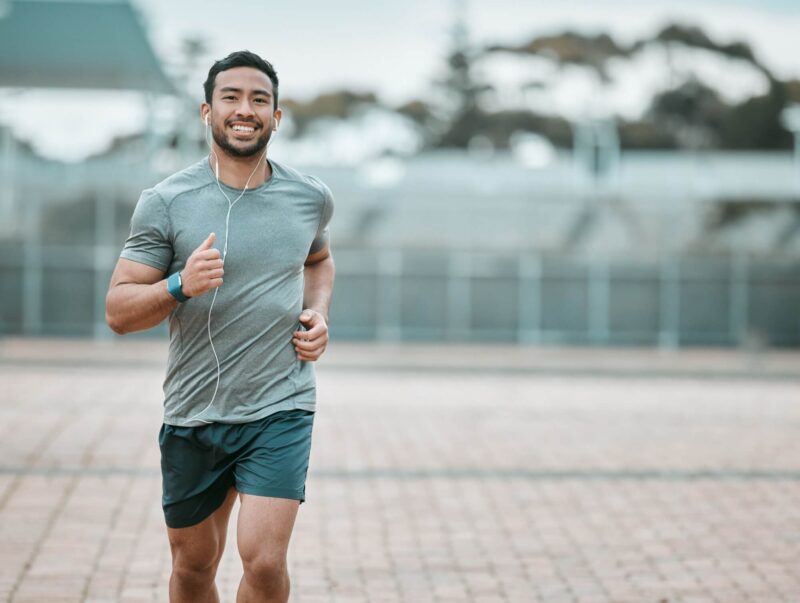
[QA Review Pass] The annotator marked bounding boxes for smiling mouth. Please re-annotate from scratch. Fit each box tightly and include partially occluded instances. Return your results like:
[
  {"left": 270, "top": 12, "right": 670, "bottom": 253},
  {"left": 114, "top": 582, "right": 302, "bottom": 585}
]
[{"left": 228, "top": 123, "right": 259, "bottom": 137}]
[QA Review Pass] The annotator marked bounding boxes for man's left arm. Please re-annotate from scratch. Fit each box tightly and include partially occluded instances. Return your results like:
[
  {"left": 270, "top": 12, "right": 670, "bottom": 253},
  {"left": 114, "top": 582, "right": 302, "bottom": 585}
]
[{"left": 294, "top": 243, "right": 335, "bottom": 361}]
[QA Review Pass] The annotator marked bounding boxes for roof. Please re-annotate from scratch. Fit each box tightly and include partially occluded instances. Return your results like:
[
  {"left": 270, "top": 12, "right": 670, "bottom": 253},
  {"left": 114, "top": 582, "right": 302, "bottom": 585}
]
[{"left": 0, "top": 0, "right": 174, "bottom": 93}]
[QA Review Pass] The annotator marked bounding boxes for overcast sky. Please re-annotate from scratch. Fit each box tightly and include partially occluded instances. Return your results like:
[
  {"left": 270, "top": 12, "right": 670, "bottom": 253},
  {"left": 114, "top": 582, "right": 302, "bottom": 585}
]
[
  {"left": 2, "top": 0, "right": 799, "bottom": 160},
  {"left": 138, "top": 0, "right": 800, "bottom": 103}
]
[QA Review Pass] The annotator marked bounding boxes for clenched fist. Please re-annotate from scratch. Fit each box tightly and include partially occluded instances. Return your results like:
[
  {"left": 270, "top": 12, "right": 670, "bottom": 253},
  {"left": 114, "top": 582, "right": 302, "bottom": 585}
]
[
  {"left": 293, "top": 309, "right": 329, "bottom": 361},
  {"left": 180, "top": 233, "right": 224, "bottom": 298}
]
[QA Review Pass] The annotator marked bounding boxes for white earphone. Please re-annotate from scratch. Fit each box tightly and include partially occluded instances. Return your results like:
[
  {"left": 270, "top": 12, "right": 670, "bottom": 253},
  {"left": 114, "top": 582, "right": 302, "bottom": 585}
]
[{"left": 189, "top": 109, "right": 270, "bottom": 424}]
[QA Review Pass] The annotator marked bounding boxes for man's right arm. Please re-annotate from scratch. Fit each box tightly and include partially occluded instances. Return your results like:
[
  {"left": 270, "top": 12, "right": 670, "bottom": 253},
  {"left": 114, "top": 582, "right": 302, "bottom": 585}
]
[
  {"left": 106, "top": 232, "right": 223, "bottom": 335},
  {"left": 105, "top": 259, "right": 176, "bottom": 335}
]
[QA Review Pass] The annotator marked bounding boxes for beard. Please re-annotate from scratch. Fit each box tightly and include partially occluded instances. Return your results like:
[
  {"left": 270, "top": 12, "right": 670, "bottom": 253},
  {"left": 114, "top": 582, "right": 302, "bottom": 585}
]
[{"left": 211, "top": 120, "right": 272, "bottom": 158}]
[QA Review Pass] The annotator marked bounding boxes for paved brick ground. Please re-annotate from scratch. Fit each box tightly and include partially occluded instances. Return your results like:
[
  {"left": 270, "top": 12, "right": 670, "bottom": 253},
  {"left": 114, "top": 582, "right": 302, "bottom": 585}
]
[{"left": 1, "top": 339, "right": 799, "bottom": 602}]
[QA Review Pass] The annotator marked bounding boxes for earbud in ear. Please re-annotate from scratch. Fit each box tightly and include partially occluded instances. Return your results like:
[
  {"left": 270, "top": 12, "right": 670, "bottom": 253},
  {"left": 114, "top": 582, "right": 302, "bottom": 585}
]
[
  {"left": 273, "top": 120, "right": 279, "bottom": 131},
  {"left": 205, "top": 115, "right": 210, "bottom": 125}
]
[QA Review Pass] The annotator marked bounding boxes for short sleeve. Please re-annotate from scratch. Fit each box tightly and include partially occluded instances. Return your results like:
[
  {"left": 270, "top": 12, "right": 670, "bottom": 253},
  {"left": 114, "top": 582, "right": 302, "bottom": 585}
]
[
  {"left": 120, "top": 188, "right": 174, "bottom": 271},
  {"left": 309, "top": 182, "right": 334, "bottom": 254}
]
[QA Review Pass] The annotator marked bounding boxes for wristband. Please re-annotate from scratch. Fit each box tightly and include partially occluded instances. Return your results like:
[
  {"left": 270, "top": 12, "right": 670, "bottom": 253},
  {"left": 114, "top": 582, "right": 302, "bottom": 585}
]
[{"left": 167, "top": 272, "right": 190, "bottom": 302}]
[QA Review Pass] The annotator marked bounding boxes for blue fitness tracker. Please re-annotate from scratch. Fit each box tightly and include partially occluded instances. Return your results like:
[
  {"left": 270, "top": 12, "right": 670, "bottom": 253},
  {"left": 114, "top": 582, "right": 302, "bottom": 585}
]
[{"left": 167, "top": 272, "right": 190, "bottom": 302}]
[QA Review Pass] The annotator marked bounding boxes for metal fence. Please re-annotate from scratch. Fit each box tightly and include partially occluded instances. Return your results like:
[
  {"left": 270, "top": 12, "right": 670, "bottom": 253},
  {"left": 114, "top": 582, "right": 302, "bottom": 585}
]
[
  {"left": 2, "top": 146, "right": 799, "bottom": 347},
  {"left": 1, "top": 242, "right": 798, "bottom": 347},
  {"left": 332, "top": 249, "right": 799, "bottom": 347}
]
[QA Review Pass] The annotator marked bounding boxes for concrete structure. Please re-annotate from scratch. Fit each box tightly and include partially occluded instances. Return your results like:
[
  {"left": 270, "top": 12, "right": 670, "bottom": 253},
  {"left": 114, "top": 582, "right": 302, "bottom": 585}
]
[{"left": 0, "top": 0, "right": 175, "bottom": 337}]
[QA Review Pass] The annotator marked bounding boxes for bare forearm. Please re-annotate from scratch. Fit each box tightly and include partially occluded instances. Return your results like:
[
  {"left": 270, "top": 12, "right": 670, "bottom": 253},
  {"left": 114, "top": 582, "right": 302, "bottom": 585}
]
[
  {"left": 106, "top": 280, "right": 177, "bottom": 334},
  {"left": 303, "top": 256, "right": 335, "bottom": 321}
]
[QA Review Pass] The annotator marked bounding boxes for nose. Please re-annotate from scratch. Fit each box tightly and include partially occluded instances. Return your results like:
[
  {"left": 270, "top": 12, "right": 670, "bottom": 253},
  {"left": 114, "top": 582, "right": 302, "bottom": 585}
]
[{"left": 235, "top": 98, "right": 256, "bottom": 118}]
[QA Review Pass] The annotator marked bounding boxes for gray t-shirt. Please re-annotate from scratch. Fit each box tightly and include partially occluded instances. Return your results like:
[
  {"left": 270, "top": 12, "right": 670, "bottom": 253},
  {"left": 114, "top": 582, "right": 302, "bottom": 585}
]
[{"left": 120, "top": 158, "right": 333, "bottom": 426}]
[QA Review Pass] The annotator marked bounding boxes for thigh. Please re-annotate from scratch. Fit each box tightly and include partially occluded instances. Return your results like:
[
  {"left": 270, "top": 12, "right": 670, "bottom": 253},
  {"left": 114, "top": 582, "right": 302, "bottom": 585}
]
[
  {"left": 168, "top": 486, "right": 238, "bottom": 566},
  {"left": 237, "top": 494, "right": 300, "bottom": 562}
]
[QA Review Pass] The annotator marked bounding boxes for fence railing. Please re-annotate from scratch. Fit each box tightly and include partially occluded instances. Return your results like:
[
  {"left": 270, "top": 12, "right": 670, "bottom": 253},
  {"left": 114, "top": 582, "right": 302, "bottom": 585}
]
[
  {"left": 330, "top": 249, "right": 799, "bottom": 347},
  {"left": 4, "top": 244, "right": 795, "bottom": 347}
]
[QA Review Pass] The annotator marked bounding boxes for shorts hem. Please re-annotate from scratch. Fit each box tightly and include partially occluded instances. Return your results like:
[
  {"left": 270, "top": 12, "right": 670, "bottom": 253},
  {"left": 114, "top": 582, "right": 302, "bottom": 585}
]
[
  {"left": 236, "top": 484, "right": 306, "bottom": 503},
  {"left": 164, "top": 513, "right": 215, "bottom": 530},
  {"left": 163, "top": 488, "right": 233, "bottom": 530}
]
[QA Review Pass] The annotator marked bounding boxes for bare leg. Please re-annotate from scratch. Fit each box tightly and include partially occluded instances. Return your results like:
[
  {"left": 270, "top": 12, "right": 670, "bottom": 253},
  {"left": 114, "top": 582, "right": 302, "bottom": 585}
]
[
  {"left": 167, "top": 487, "right": 238, "bottom": 603},
  {"left": 236, "top": 494, "right": 300, "bottom": 603}
]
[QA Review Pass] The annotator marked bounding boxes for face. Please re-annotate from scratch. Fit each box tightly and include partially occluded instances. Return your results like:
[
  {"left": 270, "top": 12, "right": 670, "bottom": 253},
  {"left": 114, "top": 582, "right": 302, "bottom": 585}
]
[{"left": 203, "top": 66, "right": 281, "bottom": 158}]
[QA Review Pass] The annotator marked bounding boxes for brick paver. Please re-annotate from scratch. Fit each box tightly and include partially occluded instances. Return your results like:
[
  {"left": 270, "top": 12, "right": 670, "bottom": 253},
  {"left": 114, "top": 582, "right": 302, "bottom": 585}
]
[{"left": 1, "top": 339, "right": 799, "bottom": 602}]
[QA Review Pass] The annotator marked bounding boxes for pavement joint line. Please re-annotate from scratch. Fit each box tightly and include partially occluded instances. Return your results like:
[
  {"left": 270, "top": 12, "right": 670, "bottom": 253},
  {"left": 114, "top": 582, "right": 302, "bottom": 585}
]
[
  {"left": 80, "top": 471, "right": 136, "bottom": 602},
  {"left": 0, "top": 412, "right": 79, "bottom": 512},
  {"left": 2, "top": 466, "right": 800, "bottom": 480},
  {"left": 7, "top": 470, "right": 81, "bottom": 602},
  {"left": 2, "top": 358, "right": 800, "bottom": 382}
]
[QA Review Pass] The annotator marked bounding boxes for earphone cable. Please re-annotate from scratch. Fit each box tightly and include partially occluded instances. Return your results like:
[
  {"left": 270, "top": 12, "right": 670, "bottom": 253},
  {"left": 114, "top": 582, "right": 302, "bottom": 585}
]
[{"left": 186, "top": 119, "right": 272, "bottom": 424}]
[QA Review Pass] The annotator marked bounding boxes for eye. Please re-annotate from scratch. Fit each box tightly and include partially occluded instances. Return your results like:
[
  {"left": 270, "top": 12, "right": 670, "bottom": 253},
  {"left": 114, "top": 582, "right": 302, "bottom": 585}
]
[
  {"left": 222, "top": 95, "right": 236, "bottom": 101},
  {"left": 254, "top": 98, "right": 268, "bottom": 104}
]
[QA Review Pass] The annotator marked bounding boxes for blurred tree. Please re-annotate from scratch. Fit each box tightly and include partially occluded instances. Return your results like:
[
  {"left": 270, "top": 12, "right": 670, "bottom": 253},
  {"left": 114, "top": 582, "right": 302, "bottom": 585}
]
[
  {"left": 489, "top": 31, "right": 629, "bottom": 81},
  {"left": 617, "top": 121, "right": 677, "bottom": 150},
  {"left": 648, "top": 79, "right": 726, "bottom": 148},
  {"left": 181, "top": 37, "right": 209, "bottom": 82},
  {"left": 432, "top": 0, "right": 492, "bottom": 148},
  {"left": 395, "top": 99, "right": 434, "bottom": 125},
  {"left": 438, "top": 0, "right": 484, "bottom": 116},
  {"left": 395, "top": 99, "right": 438, "bottom": 146},
  {"left": 256, "top": 19, "right": 797, "bottom": 153},
  {"left": 281, "top": 91, "right": 378, "bottom": 135},
  {"left": 646, "top": 78, "right": 793, "bottom": 150},
  {"left": 649, "top": 24, "right": 762, "bottom": 71},
  {"left": 787, "top": 80, "right": 800, "bottom": 104},
  {"left": 720, "top": 79, "right": 793, "bottom": 149}
]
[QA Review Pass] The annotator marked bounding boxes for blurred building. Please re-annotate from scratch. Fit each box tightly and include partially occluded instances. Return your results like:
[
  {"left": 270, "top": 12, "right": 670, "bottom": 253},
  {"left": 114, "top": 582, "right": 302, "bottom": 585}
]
[
  {"left": 0, "top": 0, "right": 178, "bottom": 336},
  {"left": 0, "top": 0, "right": 798, "bottom": 347}
]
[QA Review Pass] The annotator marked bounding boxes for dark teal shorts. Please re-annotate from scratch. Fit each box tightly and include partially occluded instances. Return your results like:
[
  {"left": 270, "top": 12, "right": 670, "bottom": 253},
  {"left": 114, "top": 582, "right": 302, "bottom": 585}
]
[{"left": 159, "top": 408, "right": 315, "bottom": 529}]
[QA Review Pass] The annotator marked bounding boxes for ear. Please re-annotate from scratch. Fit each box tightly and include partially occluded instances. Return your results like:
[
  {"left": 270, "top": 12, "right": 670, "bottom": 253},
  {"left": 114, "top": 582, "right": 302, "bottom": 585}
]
[
  {"left": 200, "top": 103, "right": 211, "bottom": 125},
  {"left": 273, "top": 107, "right": 283, "bottom": 129}
]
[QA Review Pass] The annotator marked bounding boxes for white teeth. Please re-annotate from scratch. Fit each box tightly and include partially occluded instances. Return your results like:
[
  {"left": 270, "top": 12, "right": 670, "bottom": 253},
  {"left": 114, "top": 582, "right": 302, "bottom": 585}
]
[{"left": 232, "top": 125, "right": 255, "bottom": 133}]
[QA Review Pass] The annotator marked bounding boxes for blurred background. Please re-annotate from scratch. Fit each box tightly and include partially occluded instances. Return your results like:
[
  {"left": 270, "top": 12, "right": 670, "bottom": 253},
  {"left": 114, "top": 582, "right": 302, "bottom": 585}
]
[
  {"left": 1, "top": 0, "right": 799, "bottom": 348},
  {"left": 4, "top": 5, "right": 800, "bottom": 600}
]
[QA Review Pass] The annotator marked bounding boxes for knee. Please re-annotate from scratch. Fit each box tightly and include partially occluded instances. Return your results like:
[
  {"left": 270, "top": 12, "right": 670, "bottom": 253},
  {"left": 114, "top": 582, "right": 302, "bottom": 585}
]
[
  {"left": 242, "top": 553, "right": 287, "bottom": 588},
  {"left": 170, "top": 540, "right": 224, "bottom": 583}
]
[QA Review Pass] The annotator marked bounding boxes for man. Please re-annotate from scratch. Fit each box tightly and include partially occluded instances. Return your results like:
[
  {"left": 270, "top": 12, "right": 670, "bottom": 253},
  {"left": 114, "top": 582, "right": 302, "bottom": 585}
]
[{"left": 106, "top": 50, "right": 334, "bottom": 603}]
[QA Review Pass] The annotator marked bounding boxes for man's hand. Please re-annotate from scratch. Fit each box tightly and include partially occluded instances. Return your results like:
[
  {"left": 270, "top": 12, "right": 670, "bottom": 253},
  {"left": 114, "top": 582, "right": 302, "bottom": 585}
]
[
  {"left": 293, "top": 309, "right": 329, "bottom": 361},
  {"left": 181, "top": 233, "right": 224, "bottom": 298}
]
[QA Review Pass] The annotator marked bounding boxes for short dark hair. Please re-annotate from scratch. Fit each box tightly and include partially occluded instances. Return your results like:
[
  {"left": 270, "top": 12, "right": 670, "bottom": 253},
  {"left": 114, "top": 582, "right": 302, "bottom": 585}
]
[{"left": 203, "top": 50, "right": 279, "bottom": 109}]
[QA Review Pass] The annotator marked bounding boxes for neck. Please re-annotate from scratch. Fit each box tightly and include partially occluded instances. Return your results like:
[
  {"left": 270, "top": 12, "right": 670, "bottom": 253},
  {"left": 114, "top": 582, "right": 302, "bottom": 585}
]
[{"left": 209, "top": 145, "right": 271, "bottom": 189}]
